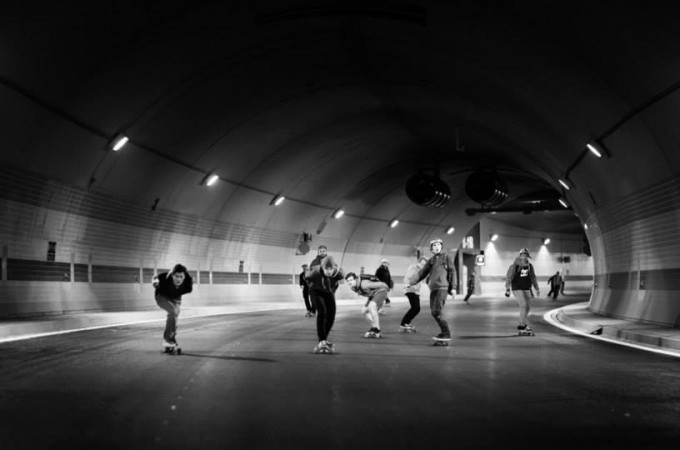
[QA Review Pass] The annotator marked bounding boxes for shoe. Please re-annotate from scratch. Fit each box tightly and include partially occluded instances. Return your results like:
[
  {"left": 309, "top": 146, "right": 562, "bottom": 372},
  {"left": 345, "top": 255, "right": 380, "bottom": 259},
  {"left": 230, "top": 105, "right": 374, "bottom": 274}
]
[{"left": 435, "top": 332, "right": 451, "bottom": 340}]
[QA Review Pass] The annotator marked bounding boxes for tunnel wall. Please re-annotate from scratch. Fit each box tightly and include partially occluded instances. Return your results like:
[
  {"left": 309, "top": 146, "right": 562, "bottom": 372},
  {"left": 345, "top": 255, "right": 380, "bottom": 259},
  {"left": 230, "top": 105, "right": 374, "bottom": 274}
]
[
  {"left": 586, "top": 176, "right": 680, "bottom": 327},
  {"left": 0, "top": 165, "right": 413, "bottom": 317}
]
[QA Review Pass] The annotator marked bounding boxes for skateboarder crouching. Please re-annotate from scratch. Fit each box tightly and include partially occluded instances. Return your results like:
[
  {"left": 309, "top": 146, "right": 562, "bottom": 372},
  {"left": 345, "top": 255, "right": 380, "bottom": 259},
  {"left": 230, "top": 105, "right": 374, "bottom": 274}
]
[
  {"left": 345, "top": 272, "right": 389, "bottom": 338},
  {"left": 153, "top": 264, "right": 193, "bottom": 351},
  {"left": 305, "top": 256, "right": 344, "bottom": 353}
]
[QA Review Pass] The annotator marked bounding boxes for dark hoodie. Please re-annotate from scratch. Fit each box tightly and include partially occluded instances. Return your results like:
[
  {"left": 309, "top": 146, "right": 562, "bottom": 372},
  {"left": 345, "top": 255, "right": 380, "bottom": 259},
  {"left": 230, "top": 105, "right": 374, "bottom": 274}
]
[
  {"left": 155, "top": 271, "right": 193, "bottom": 301},
  {"left": 305, "top": 257, "right": 344, "bottom": 294}
]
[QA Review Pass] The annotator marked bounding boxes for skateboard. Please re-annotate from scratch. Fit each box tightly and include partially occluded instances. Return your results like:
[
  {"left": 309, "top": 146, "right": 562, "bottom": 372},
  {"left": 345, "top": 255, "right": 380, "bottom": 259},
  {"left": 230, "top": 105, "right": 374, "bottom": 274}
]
[
  {"left": 518, "top": 329, "right": 535, "bottom": 336},
  {"left": 399, "top": 325, "right": 417, "bottom": 333},
  {"left": 314, "top": 343, "right": 335, "bottom": 354},
  {"left": 432, "top": 337, "right": 451, "bottom": 347},
  {"left": 162, "top": 344, "right": 182, "bottom": 355},
  {"left": 364, "top": 331, "right": 382, "bottom": 338}
]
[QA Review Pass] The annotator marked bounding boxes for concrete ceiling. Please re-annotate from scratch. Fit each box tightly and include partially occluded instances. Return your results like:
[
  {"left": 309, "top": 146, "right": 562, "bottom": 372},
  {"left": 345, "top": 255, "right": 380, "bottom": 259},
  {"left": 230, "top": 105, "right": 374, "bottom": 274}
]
[{"left": 2, "top": 1, "right": 679, "bottom": 247}]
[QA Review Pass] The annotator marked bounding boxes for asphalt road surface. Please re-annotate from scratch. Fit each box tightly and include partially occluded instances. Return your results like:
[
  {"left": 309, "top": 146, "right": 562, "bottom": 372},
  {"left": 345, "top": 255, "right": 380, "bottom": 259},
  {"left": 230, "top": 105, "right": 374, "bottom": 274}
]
[{"left": 1, "top": 295, "right": 679, "bottom": 449}]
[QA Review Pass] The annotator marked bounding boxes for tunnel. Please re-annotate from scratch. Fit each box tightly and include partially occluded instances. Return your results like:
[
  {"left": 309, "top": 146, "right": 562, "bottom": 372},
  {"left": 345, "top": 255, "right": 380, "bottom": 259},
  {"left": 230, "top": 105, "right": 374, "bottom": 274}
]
[{"left": 1, "top": 2, "right": 680, "bottom": 449}]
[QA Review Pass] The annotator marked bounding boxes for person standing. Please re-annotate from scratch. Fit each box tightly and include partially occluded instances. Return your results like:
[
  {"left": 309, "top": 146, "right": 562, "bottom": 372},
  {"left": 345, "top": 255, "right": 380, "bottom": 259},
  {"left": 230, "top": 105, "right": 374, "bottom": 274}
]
[
  {"left": 406, "top": 238, "right": 457, "bottom": 342},
  {"left": 306, "top": 245, "right": 328, "bottom": 320},
  {"left": 547, "top": 271, "right": 563, "bottom": 300},
  {"left": 305, "top": 255, "right": 344, "bottom": 353},
  {"left": 345, "top": 272, "right": 389, "bottom": 338},
  {"left": 299, "top": 264, "right": 315, "bottom": 316},
  {"left": 505, "top": 248, "right": 540, "bottom": 335},
  {"left": 400, "top": 257, "right": 428, "bottom": 332},
  {"left": 152, "top": 264, "right": 193, "bottom": 352},
  {"left": 463, "top": 271, "right": 476, "bottom": 304},
  {"left": 375, "top": 258, "right": 393, "bottom": 310}
]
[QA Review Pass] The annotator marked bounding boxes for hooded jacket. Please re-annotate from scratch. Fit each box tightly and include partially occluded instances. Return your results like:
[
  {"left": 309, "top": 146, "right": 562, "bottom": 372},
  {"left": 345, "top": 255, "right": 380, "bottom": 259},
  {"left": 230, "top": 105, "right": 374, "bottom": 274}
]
[
  {"left": 305, "top": 264, "right": 344, "bottom": 294},
  {"left": 154, "top": 271, "right": 193, "bottom": 301},
  {"left": 410, "top": 252, "right": 456, "bottom": 292}
]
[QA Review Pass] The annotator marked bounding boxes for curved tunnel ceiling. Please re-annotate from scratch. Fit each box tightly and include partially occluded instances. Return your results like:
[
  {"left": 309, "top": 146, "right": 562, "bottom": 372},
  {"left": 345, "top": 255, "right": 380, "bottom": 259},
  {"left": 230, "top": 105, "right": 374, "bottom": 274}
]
[{"left": 2, "top": 1, "right": 680, "bottom": 248}]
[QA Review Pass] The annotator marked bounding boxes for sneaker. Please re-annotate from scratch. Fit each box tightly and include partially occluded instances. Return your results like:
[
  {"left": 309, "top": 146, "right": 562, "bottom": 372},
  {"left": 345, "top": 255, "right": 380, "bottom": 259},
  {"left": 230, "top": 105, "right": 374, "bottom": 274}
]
[
  {"left": 517, "top": 325, "right": 526, "bottom": 330},
  {"left": 435, "top": 332, "right": 451, "bottom": 340}
]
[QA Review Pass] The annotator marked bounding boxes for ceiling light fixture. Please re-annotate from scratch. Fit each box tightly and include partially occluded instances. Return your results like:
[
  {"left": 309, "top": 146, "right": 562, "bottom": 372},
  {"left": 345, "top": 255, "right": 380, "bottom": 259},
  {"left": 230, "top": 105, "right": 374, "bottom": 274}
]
[
  {"left": 586, "top": 143, "right": 603, "bottom": 158},
  {"left": 446, "top": 226, "right": 455, "bottom": 235},
  {"left": 110, "top": 134, "right": 129, "bottom": 152},
  {"left": 543, "top": 238, "right": 551, "bottom": 245},
  {"left": 490, "top": 234, "right": 498, "bottom": 242},
  {"left": 558, "top": 179, "right": 572, "bottom": 191},
  {"left": 558, "top": 198, "right": 569, "bottom": 208},
  {"left": 389, "top": 219, "right": 399, "bottom": 228},
  {"left": 333, "top": 209, "right": 345, "bottom": 219},
  {"left": 270, "top": 195, "right": 285, "bottom": 206},
  {"left": 204, "top": 174, "right": 219, "bottom": 186}
]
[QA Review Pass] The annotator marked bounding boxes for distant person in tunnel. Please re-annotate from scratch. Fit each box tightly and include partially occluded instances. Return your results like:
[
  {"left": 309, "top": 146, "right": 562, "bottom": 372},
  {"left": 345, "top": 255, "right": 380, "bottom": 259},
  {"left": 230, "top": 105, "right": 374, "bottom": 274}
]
[
  {"left": 375, "top": 258, "right": 394, "bottom": 312},
  {"left": 400, "top": 256, "right": 428, "bottom": 332},
  {"left": 547, "top": 271, "right": 563, "bottom": 300},
  {"left": 463, "top": 271, "right": 476, "bottom": 304},
  {"left": 305, "top": 255, "right": 344, "bottom": 354},
  {"left": 406, "top": 238, "right": 457, "bottom": 341},
  {"left": 505, "top": 248, "right": 540, "bottom": 335},
  {"left": 299, "top": 264, "right": 315, "bottom": 317},
  {"left": 345, "top": 272, "right": 389, "bottom": 338},
  {"left": 152, "top": 264, "right": 194, "bottom": 352}
]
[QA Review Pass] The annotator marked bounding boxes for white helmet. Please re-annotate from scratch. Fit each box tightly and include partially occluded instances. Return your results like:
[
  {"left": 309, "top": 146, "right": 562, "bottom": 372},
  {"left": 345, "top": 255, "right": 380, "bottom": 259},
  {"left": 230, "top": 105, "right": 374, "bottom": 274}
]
[{"left": 429, "top": 238, "right": 443, "bottom": 249}]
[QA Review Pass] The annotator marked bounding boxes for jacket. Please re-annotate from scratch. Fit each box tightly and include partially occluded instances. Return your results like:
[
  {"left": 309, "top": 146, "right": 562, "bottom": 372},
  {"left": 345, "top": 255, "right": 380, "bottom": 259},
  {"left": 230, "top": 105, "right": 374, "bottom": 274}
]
[
  {"left": 410, "top": 252, "right": 456, "bottom": 292},
  {"left": 305, "top": 265, "right": 344, "bottom": 294},
  {"left": 154, "top": 271, "right": 193, "bottom": 301},
  {"left": 505, "top": 259, "right": 539, "bottom": 292},
  {"left": 403, "top": 263, "right": 422, "bottom": 294}
]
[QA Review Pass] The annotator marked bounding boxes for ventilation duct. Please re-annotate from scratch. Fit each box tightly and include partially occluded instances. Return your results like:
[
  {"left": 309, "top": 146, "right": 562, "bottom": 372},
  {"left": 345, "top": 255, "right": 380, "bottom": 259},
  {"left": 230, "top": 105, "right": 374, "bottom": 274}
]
[
  {"left": 465, "top": 171, "right": 508, "bottom": 206},
  {"left": 405, "top": 174, "right": 451, "bottom": 208}
]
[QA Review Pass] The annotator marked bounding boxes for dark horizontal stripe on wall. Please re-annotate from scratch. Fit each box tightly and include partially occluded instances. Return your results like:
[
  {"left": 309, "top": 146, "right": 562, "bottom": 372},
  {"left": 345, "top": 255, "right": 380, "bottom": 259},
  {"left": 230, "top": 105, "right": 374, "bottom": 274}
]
[
  {"left": 92, "top": 265, "right": 141, "bottom": 283},
  {"left": 0, "top": 165, "right": 299, "bottom": 249},
  {"left": 212, "top": 272, "right": 249, "bottom": 284},
  {"left": 596, "top": 269, "right": 680, "bottom": 290},
  {"left": 6, "top": 259, "right": 72, "bottom": 281},
  {"left": 641, "top": 269, "right": 680, "bottom": 290},
  {"left": 261, "top": 273, "right": 293, "bottom": 285}
]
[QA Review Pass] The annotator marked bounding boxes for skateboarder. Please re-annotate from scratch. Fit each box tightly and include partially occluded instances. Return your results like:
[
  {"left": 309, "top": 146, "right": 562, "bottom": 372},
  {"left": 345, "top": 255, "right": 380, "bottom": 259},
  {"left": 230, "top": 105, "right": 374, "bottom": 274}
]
[
  {"left": 505, "top": 248, "right": 540, "bottom": 335},
  {"left": 299, "top": 264, "right": 315, "bottom": 316},
  {"left": 375, "top": 258, "right": 393, "bottom": 310},
  {"left": 345, "top": 272, "right": 389, "bottom": 338},
  {"left": 305, "top": 255, "right": 344, "bottom": 353},
  {"left": 406, "top": 238, "right": 457, "bottom": 344},
  {"left": 401, "top": 256, "right": 428, "bottom": 332},
  {"left": 463, "top": 271, "right": 476, "bottom": 304},
  {"left": 152, "top": 264, "right": 193, "bottom": 352}
]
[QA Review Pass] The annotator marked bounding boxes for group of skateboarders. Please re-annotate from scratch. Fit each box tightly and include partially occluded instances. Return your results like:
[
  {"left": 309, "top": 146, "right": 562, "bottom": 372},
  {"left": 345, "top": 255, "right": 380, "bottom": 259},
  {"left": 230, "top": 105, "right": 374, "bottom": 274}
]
[{"left": 152, "top": 241, "right": 541, "bottom": 354}]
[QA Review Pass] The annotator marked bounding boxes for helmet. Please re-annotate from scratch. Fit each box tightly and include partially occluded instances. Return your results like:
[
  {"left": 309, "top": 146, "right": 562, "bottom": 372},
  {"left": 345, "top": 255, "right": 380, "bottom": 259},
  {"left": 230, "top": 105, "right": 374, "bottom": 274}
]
[{"left": 429, "top": 238, "right": 443, "bottom": 249}]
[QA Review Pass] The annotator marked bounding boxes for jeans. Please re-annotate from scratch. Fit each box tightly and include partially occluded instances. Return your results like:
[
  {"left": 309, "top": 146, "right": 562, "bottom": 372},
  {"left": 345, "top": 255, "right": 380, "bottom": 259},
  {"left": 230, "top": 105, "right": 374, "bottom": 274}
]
[
  {"left": 430, "top": 289, "right": 450, "bottom": 336},
  {"left": 313, "top": 291, "right": 336, "bottom": 341},
  {"left": 512, "top": 289, "right": 532, "bottom": 326},
  {"left": 156, "top": 294, "right": 181, "bottom": 342},
  {"left": 402, "top": 292, "right": 421, "bottom": 325}
]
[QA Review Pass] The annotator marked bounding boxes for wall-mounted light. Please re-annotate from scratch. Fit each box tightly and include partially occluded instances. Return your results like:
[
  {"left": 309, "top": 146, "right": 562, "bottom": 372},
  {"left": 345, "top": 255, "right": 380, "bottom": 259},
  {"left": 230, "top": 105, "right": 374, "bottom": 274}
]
[
  {"left": 204, "top": 173, "right": 219, "bottom": 186},
  {"left": 333, "top": 209, "right": 345, "bottom": 219},
  {"left": 389, "top": 219, "right": 399, "bottom": 228},
  {"left": 558, "top": 179, "right": 572, "bottom": 191},
  {"left": 542, "top": 238, "right": 551, "bottom": 245},
  {"left": 446, "top": 226, "right": 455, "bottom": 235},
  {"left": 110, "top": 134, "right": 129, "bottom": 152},
  {"left": 586, "top": 143, "right": 603, "bottom": 158},
  {"left": 270, "top": 194, "right": 285, "bottom": 206},
  {"left": 490, "top": 234, "right": 499, "bottom": 242},
  {"left": 558, "top": 198, "right": 569, "bottom": 208}
]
